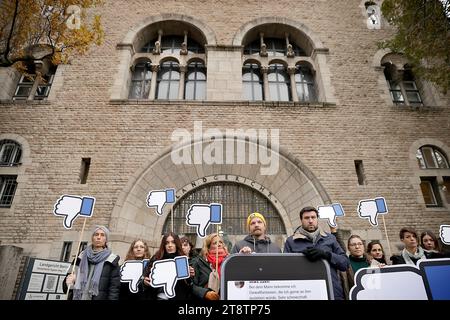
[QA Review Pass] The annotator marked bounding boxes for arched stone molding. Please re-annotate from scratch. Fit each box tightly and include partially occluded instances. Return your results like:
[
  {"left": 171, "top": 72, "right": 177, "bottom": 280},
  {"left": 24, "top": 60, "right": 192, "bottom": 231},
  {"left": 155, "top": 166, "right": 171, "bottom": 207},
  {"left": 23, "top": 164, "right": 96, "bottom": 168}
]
[
  {"left": 109, "top": 134, "right": 333, "bottom": 252},
  {"left": 233, "top": 17, "right": 336, "bottom": 104},
  {"left": 111, "top": 14, "right": 216, "bottom": 100}
]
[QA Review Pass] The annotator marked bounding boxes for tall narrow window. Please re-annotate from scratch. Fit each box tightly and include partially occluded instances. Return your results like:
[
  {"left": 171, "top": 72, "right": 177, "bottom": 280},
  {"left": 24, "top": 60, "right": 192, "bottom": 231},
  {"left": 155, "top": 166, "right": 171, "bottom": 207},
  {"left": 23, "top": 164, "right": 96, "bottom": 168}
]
[
  {"left": 185, "top": 61, "right": 206, "bottom": 100},
  {"left": 129, "top": 62, "right": 152, "bottom": 99},
  {"left": 295, "top": 65, "right": 316, "bottom": 102},
  {"left": 268, "top": 64, "right": 290, "bottom": 101},
  {"left": 0, "top": 175, "right": 18, "bottom": 207},
  {"left": 420, "top": 177, "right": 442, "bottom": 207},
  {"left": 242, "top": 63, "right": 263, "bottom": 101},
  {"left": 60, "top": 241, "right": 72, "bottom": 262},
  {"left": 156, "top": 61, "right": 180, "bottom": 99},
  {"left": 80, "top": 158, "right": 91, "bottom": 184},
  {"left": 0, "top": 140, "right": 22, "bottom": 166},
  {"left": 354, "top": 160, "right": 366, "bottom": 185}
]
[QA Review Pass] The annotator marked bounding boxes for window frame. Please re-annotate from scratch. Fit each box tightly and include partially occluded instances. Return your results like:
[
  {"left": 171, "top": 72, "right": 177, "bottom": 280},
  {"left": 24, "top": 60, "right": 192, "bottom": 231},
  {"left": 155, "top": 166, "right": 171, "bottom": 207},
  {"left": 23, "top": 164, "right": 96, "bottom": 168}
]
[
  {"left": 0, "top": 175, "right": 18, "bottom": 208},
  {"left": 184, "top": 61, "right": 207, "bottom": 100},
  {"left": 242, "top": 63, "right": 264, "bottom": 101},
  {"left": 0, "top": 140, "right": 22, "bottom": 166},
  {"left": 13, "top": 66, "right": 56, "bottom": 101}
]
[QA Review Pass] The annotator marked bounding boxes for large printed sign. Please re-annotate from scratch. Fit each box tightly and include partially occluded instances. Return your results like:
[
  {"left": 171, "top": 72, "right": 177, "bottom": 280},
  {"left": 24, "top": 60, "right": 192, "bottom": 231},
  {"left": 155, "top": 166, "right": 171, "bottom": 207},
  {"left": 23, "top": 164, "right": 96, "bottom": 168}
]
[{"left": 18, "top": 258, "right": 71, "bottom": 300}]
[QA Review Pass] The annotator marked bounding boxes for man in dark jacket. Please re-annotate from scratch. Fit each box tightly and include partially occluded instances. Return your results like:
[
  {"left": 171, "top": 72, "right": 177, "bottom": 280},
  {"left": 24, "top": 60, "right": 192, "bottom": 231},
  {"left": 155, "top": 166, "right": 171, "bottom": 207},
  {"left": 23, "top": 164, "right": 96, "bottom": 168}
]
[
  {"left": 284, "top": 207, "right": 349, "bottom": 300},
  {"left": 231, "top": 212, "right": 281, "bottom": 254},
  {"left": 63, "top": 225, "right": 121, "bottom": 300}
]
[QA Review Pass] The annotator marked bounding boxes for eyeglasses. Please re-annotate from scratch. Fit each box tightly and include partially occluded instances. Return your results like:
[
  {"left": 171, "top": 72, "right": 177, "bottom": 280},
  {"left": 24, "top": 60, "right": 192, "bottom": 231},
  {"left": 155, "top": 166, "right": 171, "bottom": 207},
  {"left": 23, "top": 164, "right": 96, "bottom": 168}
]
[{"left": 349, "top": 243, "right": 364, "bottom": 247}]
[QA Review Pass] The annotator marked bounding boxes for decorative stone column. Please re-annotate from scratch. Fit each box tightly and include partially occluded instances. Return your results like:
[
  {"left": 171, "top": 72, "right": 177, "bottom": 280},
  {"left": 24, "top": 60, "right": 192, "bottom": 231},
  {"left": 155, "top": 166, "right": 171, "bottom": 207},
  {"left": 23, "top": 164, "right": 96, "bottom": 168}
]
[
  {"left": 261, "top": 65, "right": 269, "bottom": 101},
  {"left": 287, "top": 66, "right": 299, "bottom": 102},
  {"left": 149, "top": 63, "right": 160, "bottom": 100},
  {"left": 178, "top": 64, "right": 187, "bottom": 99}
]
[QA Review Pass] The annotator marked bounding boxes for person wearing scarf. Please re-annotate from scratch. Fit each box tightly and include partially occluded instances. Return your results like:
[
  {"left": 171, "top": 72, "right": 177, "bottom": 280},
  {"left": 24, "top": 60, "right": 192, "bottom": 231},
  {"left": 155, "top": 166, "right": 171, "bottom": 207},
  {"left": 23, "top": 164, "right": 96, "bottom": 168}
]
[
  {"left": 391, "top": 227, "right": 426, "bottom": 265},
  {"left": 63, "top": 225, "right": 120, "bottom": 300},
  {"left": 367, "top": 240, "right": 388, "bottom": 267},
  {"left": 284, "top": 206, "right": 349, "bottom": 300},
  {"left": 420, "top": 230, "right": 448, "bottom": 259},
  {"left": 191, "top": 233, "right": 229, "bottom": 300}
]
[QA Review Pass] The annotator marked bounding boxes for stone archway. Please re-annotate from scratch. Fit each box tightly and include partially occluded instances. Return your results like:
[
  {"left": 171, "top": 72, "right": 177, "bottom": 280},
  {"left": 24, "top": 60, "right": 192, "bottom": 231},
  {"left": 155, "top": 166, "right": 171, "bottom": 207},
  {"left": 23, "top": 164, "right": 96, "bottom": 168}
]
[{"left": 109, "top": 135, "right": 332, "bottom": 253}]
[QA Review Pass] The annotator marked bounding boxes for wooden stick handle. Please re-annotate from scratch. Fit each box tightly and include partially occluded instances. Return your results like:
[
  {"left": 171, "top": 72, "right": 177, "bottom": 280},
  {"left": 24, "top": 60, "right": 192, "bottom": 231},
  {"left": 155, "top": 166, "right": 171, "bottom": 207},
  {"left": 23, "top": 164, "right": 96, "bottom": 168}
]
[
  {"left": 382, "top": 215, "right": 392, "bottom": 258},
  {"left": 66, "top": 218, "right": 87, "bottom": 298}
]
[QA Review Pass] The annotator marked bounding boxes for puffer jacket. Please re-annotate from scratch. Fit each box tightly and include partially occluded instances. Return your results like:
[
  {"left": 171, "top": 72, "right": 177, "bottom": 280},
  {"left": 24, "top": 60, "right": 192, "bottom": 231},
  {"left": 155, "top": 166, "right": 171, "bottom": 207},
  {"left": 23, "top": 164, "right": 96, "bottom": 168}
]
[{"left": 231, "top": 235, "right": 282, "bottom": 254}]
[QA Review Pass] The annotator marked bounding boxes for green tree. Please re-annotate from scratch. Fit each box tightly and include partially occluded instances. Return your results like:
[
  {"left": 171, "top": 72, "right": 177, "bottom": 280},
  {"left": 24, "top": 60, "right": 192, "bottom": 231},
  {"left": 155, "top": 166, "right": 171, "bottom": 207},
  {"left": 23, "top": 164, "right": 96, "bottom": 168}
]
[
  {"left": 381, "top": 0, "right": 450, "bottom": 92},
  {"left": 0, "top": 0, "right": 104, "bottom": 72}
]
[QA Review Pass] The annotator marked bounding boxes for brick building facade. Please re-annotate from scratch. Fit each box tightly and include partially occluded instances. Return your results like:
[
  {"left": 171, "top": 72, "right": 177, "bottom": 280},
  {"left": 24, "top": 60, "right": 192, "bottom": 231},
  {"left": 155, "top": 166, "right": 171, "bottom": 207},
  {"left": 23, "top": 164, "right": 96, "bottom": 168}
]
[{"left": 0, "top": 0, "right": 449, "bottom": 296}]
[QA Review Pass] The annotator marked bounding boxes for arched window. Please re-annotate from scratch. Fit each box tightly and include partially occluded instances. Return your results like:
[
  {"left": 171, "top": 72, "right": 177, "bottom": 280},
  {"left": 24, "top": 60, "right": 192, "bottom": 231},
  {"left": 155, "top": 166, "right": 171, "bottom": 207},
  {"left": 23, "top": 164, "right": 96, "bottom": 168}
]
[
  {"left": 295, "top": 64, "right": 316, "bottom": 102},
  {"left": 0, "top": 140, "right": 22, "bottom": 166},
  {"left": 127, "top": 29, "right": 207, "bottom": 101},
  {"left": 163, "top": 182, "right": 285, "bottom": 236},
  {"left": 416, "top": 146, "right": 449, "bottom": 169},
  {"left": 268, "top": 64, "right": 290, "bottom": 101},
  {"left": 185, "top": 61, "right": 206, "bottom": 100},
  {"left": 156, "top": 61, "right": 180, "bottom": 99},
  {"left": 241, "top": 28, "right": 319, "bottom": 102},
  {"left": 242, "top": 63, "right": 264, "bottom": 101},
  {"left": 129, "top": 62, "right": 152, "bottom": 99}
]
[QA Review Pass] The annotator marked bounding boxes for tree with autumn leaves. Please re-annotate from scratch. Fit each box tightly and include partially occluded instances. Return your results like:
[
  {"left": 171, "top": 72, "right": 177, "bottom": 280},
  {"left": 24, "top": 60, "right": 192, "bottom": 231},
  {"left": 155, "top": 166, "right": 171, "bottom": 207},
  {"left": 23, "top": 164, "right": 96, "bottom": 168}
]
[
  {"left": 0, "top": 0, "right": 104, "bottom": 74},
  {"left": 381, "top": 0, "right": 450, "bottom": 93}
]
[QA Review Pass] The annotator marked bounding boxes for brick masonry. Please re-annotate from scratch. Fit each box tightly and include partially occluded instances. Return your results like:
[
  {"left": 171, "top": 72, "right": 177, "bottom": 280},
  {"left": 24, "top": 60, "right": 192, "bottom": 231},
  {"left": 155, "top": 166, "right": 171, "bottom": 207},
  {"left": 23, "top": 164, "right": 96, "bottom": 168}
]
[{"left": 0, "top": 0, "right": 449, "bottom": 264}]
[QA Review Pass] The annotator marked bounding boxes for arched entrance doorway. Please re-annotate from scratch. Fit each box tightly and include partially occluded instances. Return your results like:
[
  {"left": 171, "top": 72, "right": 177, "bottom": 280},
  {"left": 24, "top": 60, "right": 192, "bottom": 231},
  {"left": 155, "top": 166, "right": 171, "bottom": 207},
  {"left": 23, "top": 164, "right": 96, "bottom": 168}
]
[
  {"left": 162, "top": 181, "right": 286, "bottom": 248},
  {"left": 109, "top": 136, "right": 331, "bottom": 254}
]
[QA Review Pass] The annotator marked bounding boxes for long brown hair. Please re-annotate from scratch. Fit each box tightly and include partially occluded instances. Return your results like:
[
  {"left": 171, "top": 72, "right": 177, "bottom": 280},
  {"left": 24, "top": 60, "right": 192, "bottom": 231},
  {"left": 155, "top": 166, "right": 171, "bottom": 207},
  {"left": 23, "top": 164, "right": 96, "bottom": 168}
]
[
  {"left": 420, "top": 230, "right": 441, "bottom": 252},
  {"left": 124, "top": 239, "right": 151, "bottom": 261},
  {"left": 367, "top": 240, "right": 387, "bottom": 264},
  {"left": 153, "top": 232, "right": 184, "bottom": 260}
]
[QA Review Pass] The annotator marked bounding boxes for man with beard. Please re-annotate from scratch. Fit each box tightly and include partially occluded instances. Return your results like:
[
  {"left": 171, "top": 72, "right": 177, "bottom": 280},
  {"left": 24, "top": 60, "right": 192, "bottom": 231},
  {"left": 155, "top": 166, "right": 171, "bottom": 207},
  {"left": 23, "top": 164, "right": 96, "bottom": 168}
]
[
  {"left": 231, "top": 212, "right": 281, "bottom": 254},
  {"left": 284, "top": 206, "right": 349, "bottom": 300}
]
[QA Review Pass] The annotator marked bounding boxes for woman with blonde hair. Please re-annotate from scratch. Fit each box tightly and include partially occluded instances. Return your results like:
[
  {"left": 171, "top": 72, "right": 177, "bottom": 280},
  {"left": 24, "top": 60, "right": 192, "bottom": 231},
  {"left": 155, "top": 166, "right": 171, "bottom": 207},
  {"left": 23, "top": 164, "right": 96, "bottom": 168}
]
[
  {"left": 191, "top": 233, "right": 229, "bottom": 300},
  {"left": 119, "top": 239, "right": 151, "bottom": 300}
]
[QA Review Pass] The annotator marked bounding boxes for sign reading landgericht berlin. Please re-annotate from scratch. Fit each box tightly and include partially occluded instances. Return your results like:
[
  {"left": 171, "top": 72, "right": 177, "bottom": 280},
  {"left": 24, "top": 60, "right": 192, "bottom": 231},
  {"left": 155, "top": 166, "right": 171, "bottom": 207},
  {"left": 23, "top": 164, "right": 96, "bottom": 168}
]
[{"left": 18, "top": 258, "right": 71, "bottom": 300}]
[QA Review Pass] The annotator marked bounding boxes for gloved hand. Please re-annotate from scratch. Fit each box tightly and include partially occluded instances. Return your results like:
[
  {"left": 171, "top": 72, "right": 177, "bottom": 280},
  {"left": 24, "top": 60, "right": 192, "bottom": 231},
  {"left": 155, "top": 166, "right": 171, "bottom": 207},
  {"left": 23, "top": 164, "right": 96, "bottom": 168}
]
[
  {"left": 204, "top": 290, "right": 220, "bottom": 300},
  {"left": 303, "top": 247, "right": 331, "bottom": 262}
]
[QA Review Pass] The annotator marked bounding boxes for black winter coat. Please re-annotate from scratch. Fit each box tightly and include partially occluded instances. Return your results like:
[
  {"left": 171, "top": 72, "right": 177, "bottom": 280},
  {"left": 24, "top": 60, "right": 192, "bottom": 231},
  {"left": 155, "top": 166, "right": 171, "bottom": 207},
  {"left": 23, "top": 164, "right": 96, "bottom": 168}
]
[{"left": 63, "top": 252, "right": 121, "bottom": 300}]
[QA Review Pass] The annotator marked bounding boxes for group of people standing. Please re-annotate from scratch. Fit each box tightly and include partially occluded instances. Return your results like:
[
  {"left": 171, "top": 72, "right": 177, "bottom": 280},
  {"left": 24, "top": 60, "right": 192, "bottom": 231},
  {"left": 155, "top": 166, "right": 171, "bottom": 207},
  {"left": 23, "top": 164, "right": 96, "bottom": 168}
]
[{"left": 63, "top": 207, "right": 447, "bottom": 300}]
